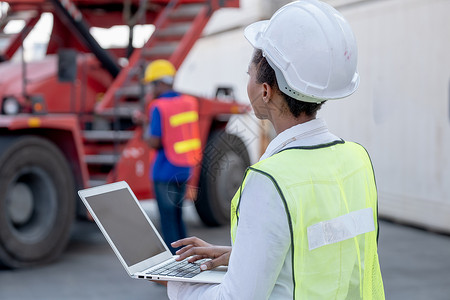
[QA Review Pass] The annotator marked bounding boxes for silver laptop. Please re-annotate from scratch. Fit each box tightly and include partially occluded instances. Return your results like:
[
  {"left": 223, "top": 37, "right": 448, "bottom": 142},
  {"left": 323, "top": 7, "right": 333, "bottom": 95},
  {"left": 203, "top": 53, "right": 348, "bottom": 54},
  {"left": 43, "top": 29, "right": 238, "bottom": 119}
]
[{"left": 78, "top": 181, "right": 226, "bottom": 283}]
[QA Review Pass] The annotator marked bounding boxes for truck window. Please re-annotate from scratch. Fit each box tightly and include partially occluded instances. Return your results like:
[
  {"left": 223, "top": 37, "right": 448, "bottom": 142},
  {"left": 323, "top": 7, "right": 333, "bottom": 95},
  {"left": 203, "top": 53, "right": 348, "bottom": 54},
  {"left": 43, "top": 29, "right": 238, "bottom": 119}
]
[{"left": 0, "top": 7, "right": 53, "bottom": 62}]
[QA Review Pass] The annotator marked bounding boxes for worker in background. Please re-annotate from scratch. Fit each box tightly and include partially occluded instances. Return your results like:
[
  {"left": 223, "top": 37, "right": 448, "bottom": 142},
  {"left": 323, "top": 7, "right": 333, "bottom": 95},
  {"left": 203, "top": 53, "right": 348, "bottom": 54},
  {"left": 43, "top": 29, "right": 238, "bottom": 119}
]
[
  {"left": 160, "top": 0, "right": 385, "bottom": 298},
  {"left": 143, "top": 59, "right": 202, "bottom": 254}
]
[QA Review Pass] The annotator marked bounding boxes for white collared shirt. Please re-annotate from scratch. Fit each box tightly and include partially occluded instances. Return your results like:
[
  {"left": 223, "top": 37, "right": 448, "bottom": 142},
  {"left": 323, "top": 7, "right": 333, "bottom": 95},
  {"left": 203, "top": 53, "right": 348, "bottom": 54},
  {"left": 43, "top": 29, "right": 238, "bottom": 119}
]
[{"left": 168, "top": 118, "right": 340, "bottom": 299}]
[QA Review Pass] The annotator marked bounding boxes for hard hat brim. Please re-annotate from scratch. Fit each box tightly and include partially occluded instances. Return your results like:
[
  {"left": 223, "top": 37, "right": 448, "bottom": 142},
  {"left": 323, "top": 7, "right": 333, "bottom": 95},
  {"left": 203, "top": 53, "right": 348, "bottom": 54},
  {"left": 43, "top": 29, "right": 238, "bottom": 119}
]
[{"left": 244, "top": 20, "right": 268, "bottom": 49}]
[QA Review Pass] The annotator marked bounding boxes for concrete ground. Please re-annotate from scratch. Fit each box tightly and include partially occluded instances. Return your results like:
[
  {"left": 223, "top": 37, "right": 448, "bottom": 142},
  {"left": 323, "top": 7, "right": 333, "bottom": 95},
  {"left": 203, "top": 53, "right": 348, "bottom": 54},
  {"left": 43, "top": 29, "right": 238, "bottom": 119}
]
[
  {"left": 1, "top": 201, "right": 450, "bottom": 299},
  {"left": 377, "top": 218, "right": 450, "bottom": 300}
]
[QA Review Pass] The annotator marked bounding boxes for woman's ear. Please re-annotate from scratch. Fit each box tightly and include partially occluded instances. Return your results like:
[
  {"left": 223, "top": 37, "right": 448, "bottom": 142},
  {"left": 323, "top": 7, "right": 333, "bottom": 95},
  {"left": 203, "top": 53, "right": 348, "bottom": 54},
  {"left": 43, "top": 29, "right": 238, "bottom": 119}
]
[{"left": 262, "top": 82, "right": 273, "bottom": 103}]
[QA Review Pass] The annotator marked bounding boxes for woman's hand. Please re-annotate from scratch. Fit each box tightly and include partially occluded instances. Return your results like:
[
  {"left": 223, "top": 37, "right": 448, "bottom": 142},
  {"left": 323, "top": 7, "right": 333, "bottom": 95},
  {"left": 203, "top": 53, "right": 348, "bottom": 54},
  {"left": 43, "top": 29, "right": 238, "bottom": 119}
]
[{"left": 171, "top": 237, "right": 232, "bottom": 271}]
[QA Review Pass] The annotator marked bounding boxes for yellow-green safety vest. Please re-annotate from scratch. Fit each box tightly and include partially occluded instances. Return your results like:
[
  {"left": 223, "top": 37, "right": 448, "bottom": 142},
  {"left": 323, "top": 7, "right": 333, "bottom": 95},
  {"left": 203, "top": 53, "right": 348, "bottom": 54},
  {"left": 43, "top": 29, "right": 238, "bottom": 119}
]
[{"left": 231, "top": 141, "right": 385, "bottom": 299}]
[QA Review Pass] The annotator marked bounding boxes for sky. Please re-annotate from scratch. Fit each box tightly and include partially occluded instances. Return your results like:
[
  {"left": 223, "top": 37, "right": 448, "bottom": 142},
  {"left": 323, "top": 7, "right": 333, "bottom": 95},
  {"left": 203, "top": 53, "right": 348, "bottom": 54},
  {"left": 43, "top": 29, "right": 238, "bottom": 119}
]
[{"left": 1, "top": 9, "right": 154, "bottom": 61}]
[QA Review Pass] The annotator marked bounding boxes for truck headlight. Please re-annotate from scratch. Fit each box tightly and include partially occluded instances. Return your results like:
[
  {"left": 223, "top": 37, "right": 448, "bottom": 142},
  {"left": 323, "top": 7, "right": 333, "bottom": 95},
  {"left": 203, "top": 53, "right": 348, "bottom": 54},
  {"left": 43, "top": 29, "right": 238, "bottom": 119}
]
[{"left": 2, "top": 97, "right": 20, "bottom": 115}]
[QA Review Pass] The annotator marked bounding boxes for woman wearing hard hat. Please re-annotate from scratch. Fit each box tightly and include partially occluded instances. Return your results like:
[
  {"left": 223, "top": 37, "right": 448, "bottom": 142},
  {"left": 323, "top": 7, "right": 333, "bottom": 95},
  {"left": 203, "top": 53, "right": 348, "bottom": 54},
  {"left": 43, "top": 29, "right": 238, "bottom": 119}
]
[{"left": 166, "top": 1, "right": 385, "bottom": 299}]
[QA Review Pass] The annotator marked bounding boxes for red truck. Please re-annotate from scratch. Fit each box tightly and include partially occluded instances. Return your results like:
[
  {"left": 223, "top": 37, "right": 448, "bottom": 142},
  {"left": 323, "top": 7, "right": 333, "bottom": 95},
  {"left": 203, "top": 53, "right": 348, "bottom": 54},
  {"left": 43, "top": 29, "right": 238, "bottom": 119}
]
[{"left": 0, "top": 0, "right": 250, "bottom": 268}]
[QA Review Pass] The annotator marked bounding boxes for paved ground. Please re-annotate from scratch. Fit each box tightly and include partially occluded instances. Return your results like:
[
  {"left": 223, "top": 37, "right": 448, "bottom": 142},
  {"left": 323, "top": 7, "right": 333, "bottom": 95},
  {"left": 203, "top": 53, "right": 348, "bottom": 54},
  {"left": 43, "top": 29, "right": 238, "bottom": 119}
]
[
  {"left": 1, "top": 201, "right": 450, "bottom": 300},
  {"left": 377, "top": 218, "right": 450, "bottom": 300}
]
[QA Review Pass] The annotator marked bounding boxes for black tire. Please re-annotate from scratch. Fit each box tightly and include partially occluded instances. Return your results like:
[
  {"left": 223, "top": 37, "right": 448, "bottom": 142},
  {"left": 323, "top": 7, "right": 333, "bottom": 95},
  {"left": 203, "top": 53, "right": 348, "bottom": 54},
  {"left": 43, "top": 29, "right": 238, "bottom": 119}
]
[
  {"left": 0, "top": 136, "right": 75, "bottom": 268},
  {"left": 195, "top": 131, "right": 250, "bottom": 226}
]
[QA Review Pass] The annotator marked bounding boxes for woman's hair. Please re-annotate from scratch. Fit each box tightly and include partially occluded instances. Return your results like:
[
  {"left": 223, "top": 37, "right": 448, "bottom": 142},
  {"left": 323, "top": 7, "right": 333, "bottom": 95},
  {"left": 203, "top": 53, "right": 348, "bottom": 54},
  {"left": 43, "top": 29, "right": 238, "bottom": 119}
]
[{"left": 251, "top": 49, "right": 324, "bottom": 118}]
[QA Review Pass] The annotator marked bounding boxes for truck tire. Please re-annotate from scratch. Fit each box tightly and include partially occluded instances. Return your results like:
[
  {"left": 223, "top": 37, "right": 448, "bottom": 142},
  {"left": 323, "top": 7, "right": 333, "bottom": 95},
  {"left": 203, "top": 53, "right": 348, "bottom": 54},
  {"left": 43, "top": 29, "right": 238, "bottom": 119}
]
[
  {"left": 196, "top": 131, "right": 250, "bottom": 226},
  {"left": 0, "top": 136, "right": 75, "bottom": 268}
]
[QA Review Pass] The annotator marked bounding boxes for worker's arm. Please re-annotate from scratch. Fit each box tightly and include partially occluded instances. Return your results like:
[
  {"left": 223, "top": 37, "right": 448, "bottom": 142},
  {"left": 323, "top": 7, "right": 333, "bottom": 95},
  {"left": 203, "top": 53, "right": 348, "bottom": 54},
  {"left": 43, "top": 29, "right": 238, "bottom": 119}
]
[
  {"left": 167, "top": 171, "right": 292, "bottom": 299},
  {"left": 147, "top": 106, "right": 162, "bottom": 149},
  {"left": 147, "top": 136, "right": 162, "bottom": 149}
]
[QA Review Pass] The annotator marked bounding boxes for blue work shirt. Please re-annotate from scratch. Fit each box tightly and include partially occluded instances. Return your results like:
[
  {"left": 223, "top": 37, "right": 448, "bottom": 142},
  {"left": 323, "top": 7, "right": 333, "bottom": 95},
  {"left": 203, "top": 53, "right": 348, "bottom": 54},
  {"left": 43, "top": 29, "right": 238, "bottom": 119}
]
[{"left": 148, "top": 91, "right": 191, "bottom": 183}]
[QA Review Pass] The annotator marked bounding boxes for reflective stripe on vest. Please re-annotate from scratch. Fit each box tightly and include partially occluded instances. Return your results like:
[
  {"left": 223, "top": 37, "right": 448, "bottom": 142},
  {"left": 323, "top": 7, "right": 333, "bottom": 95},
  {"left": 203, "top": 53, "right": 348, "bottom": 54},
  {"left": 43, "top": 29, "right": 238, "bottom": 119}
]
[
  {"left": 151, "top": 95, "right": 202, "bottom": 167},
  {"left": 307, "top": 207, "right": 375, "bottom": 250},
  {"left": 230, "top": 141, "right": 385, "bottom": 300},
  {"left": 170, "top": 111, "right": 199, "bottom": 127},
  {"left": 174, "top": 138, "right": 201, "bottom": 154}
]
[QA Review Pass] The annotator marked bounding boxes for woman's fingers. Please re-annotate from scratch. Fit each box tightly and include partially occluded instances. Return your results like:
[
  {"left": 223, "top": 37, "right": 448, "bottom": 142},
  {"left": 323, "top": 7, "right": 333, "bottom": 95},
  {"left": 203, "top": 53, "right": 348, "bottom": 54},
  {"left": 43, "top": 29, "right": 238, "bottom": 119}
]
[
  {"left": 174, "top": 244, "right": 194, "bottom": 256},
  {"left": 175, "top": 246, "right": 210, "bottom": 261},
  {"left": 171, "top": 236, "right": 211, "bottom": 249},
  {"left": 172, "top": 236, "right": 214, "bottom": 260},
  {"left": 188, "top": 254, "right": 208, "bottom": 263},
  {"left": 176, "top": 246, "right": 232, "bottom": 266},
  {"left": 171, "top": 237, "right": 231, "bottom": 268},
  {"left": 199, "top": 251, "right": 231, "bottom": 271}
]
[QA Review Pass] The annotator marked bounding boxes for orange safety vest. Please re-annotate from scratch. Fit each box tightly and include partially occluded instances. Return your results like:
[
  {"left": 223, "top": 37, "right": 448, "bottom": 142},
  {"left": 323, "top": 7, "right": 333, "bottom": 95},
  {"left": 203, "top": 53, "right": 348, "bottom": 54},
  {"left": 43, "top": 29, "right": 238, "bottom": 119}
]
[{"left": 151, "top": 95, "right": 202, "bottom": 167}]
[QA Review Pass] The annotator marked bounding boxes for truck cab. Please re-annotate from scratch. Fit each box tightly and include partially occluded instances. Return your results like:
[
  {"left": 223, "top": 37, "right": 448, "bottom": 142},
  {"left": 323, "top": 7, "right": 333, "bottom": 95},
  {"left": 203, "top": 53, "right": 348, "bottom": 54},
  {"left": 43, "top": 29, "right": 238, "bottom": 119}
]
[{"left": 0, "top": 0, "right": 249, "bottom": 268}]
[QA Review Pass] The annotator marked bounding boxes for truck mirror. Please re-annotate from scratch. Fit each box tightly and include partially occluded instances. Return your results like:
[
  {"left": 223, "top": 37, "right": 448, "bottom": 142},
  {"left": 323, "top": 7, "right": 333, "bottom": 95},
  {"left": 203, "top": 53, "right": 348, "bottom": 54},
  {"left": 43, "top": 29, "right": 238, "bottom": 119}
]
[{"left": 58, "top": 49, "right": 77, "bottom": 82}]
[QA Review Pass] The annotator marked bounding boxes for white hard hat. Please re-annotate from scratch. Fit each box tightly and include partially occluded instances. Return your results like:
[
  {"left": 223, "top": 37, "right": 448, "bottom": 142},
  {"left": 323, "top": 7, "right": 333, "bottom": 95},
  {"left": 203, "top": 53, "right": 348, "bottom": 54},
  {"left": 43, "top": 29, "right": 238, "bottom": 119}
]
[{"left": 244, "top": 0, "right": 359, "bottom": 102}]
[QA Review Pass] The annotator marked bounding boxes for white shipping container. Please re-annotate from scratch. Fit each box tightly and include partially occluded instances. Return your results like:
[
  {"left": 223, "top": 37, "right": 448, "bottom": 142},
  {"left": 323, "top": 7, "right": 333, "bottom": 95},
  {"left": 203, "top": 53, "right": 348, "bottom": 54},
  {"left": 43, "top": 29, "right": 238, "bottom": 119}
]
[{"left": 321, "top": 0, "right": 450, "bottom": 232}]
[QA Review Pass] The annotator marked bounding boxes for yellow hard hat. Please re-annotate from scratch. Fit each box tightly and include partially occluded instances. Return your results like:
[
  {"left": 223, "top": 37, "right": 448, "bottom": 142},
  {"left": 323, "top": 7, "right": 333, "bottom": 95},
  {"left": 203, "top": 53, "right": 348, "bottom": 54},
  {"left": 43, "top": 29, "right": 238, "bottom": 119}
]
[{"left": 143, "top": 59, "right": 176, "bottom": 84}]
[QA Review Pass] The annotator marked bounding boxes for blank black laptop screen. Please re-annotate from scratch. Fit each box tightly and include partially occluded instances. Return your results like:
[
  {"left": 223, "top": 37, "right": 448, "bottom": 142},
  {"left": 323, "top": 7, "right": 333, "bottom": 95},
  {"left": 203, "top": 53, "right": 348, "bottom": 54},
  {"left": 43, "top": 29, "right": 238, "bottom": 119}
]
[{"left": 85, "top": 188, "right": 166, "bottom": 266}]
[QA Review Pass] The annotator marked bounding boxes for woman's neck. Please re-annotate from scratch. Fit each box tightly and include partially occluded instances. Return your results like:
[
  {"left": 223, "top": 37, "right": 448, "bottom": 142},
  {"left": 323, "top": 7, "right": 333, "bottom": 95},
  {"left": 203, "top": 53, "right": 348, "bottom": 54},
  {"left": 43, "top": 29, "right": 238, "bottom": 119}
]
[{"left": 271, "top": 112, "right": 316, "bottom": 135}]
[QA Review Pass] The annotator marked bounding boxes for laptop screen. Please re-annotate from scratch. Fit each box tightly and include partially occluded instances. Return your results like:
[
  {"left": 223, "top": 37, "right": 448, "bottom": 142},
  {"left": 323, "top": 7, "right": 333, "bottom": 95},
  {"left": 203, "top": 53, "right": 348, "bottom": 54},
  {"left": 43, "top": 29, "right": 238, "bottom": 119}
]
[{"left": 85, "top": 188, "right": 166, "bottom": 267}]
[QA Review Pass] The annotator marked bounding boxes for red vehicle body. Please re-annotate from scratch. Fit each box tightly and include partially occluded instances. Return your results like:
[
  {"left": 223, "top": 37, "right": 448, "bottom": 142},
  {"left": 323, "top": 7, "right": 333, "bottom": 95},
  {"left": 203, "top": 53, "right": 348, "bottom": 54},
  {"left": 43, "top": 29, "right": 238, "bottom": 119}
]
[{"left": 0, "top": 0, "right": 250, "bottom": 268}]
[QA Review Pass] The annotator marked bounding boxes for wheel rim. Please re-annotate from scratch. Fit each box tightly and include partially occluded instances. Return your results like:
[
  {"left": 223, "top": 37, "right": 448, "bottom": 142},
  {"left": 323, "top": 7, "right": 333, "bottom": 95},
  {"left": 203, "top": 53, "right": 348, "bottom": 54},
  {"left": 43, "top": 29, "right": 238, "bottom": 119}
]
[
  {"left": 215, "top": 151, "right": 247, "bottom": 214},
  {"left": 5, "top": 166, "right": 57, "bottom": 244},
  {"left": 7, "top": 182, "right": 34, "bottom": 225}
]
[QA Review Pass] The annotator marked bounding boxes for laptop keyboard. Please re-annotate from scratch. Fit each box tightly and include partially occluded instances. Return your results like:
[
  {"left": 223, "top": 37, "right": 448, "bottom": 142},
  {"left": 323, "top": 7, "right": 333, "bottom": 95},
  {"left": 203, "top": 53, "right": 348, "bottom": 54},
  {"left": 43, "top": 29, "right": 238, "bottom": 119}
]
[{"left": 148, "top": 258, "right": 208, "bottom": 278}]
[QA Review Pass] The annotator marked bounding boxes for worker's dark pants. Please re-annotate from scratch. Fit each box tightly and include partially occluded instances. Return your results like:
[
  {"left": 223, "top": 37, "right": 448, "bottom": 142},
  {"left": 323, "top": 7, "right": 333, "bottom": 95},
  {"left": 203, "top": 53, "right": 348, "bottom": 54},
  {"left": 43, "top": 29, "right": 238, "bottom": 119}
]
[{"left": 154, "top": 181, "right": 187, "bottom": 254}]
